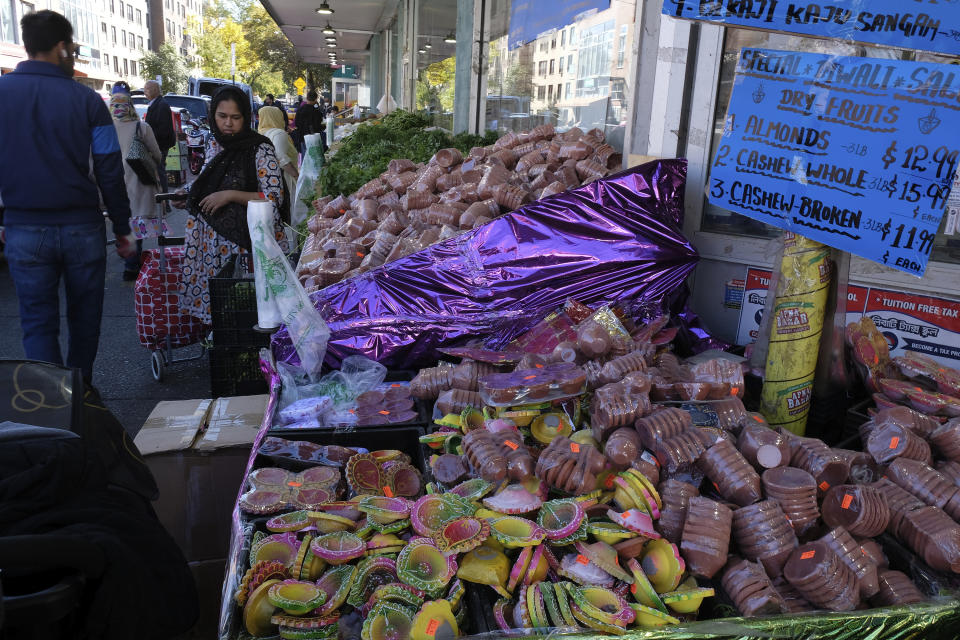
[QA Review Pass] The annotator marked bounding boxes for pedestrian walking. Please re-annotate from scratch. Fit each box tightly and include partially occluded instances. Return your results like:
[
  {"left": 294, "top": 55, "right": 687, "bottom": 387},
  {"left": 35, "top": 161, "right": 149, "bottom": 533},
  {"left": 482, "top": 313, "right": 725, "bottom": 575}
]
[
  {"left": 110, "top": 88, "right": 162, "bottom": 280},
  {"left": 258, "top": 105, "right": 299, "bottom": 205},
  {"left": 262, "top": 93, "right": 289, "bottom": 129},
  {"left": 0, "top": 10, "right": 134, "bottom": 384},
  {"left": 294, "top": 90, "right": 325, "bottom": 155},
  {"left": 144, "top": 79, "right": 175, "bottom": 192},
  {"left": 172, "top": 86, "right": 290, "bottom": 325}
]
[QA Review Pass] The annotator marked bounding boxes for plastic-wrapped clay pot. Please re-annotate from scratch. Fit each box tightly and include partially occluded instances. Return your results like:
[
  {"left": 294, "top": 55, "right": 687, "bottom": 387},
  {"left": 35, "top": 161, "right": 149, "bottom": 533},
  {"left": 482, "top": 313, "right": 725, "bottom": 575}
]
[
  {"left": 819, "top": 527, "right": 879, "bottom": 599},
  {"left": 871, "top": 570, "right": 926, "bottom": 607},
  {"left": 410, "top": 364, "right": 455, "bottom": 399},
  {"left": 866, "top": 422, "right": 932, "bottom": 465},
  {"left": 885, "top": 458, "right": 960, "bottom": 517},
  {"left": 449, "top": 359, "right": 499, "bottom": 392},
  {"left": 657, "top": 479, "right": 699, "bottom": 544},
  {"left": 425, "top": 204, "right": 462, "bottom": 228},
  {"left": 762, "top": 466, "right": 820, "bottom": 538},
  {"left": 535, "top": 435, "right": 606, "bottom": 496},
  {"left": 871, "top": 478, "right": 926, "bottom": 537},
  {"left": 575, "top": 159, "right": 608, "bottom": 181},
  {"left": 435, "top": 170, "right": 463, "bottom": 192},
  {"left": 731, "top": 499, "right": 798, "bottom": 577},
  {"left": 592, "top": 383, "right": 650, "bottom": 441},
  {"left": 721, "top": 558, "right": 785, "bottom": 617},
  {"left": 937, "top": 460, "right": 960, "bottom": 488},
  {"left": 789, "top": 437, "right": 850, "bottom": 495},
  {"left": 635, "top": 408, "right": 692, "bottom": 450},
  {"left": 577, "top": 322, "right": 612, "bottom": 359},
  {"left": 355, "top": 199, "right": 379, "bottom": 221},
  {"left": 388, "top": 158, "right": 417, "bottom": 174},
  {"left": 898, "top": 506, "right": 960, "bottom": 573},
  {"left": 930, "top": 419, "right": 960, "bottom": 462},
  {"left": 387, "top": 171, "right": 417, "bottom": 194},
  {"left": 680, "top": 496, "right": 732, "bottom": 579},
  {"left": 436, "top": 388, "right": 484, "bottom": 416},
  {"left": 435, "top": 147, "right": 463, "bottom": 168},
  {"left": 698, "top": 439, "right": 763, "bottom": 506},
  {"left": 493, "top": 184, "right": 530, "bottom": 211},
  {"left": 738, "top": 424, "right": 792, "bottom": 470},
  {"left": 604, "top": 428, "right": 642, "bottom": 471},
  {"left": 783, "top": 541, "right": 860, "bottom": 612},
  {"left": 821, "top": 484, "right": 890, "bottom": 538},
  {"left": 651, "top": 429, "right": 712, "bottom": 475},
  {"left": 463, "top": 429, "right": 534, "bottom": 484}
]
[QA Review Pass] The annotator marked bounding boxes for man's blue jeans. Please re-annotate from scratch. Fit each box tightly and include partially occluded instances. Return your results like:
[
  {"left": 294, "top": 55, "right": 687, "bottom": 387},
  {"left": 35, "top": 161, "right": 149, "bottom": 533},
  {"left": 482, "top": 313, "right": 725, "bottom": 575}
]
[{"left": 5, "top": 221, "right": 107, "bottom": 383}]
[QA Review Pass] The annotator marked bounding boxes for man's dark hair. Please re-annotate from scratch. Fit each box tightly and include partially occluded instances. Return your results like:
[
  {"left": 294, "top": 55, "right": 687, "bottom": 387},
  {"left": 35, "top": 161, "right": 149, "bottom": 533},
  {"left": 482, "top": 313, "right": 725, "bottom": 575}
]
[
  {"left": 21, "top": 10, "right": 73, "bottom": 57},
  {"left": 265, "top": 93, "right": 274, "bottom": 100},
  {"left": 306, "top": 90, "right": 318, "bottom": 102}
]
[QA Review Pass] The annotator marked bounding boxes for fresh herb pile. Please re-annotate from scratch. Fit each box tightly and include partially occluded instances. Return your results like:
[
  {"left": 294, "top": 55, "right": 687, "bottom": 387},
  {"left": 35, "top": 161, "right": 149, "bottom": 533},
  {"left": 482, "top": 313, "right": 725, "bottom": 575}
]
[{"left": 318, "top": 110, "right": 499, "bottom": 198}]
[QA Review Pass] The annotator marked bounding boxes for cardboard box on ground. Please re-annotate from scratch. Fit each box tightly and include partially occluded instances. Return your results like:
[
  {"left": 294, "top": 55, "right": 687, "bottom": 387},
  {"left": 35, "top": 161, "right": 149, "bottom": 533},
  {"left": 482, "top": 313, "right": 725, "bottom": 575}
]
[{"left": 135, "top": 394, "right": 268, "bottom": 638}]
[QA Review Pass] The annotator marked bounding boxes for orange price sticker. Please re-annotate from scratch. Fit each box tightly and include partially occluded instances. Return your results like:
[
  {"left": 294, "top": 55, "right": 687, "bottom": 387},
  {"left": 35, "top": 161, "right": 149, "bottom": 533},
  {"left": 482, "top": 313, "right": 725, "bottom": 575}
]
[
  {"left": 535, "top": 364, "right": 544, "bottom": 368},
  {"left": 841, "top": 494, "right": 854, "bottom": 510},
  {"left": 356, "top": 252, "right": 364, "bottom": 258},
  {"left": 819, "top": 481, "right": 830, "bottom": 491},
  {"left": 379, "top": 410, "right": 391, "bottom": 415},
  {"left": 524, "top": 375, "right": 537, "bottom": 380},
  {"left": 630, "top": 583, "right": 637, "bottom": 594},
  {"left": 713, "top": 482, "right": 720, "bottom": 492},
  {"left": 287, "top": 481, "right": 303, "bottom": 487},
  {"left": 889, "top": 437, "right": 900, "bottom": 450},
  {"left": 425, "top": 620, "right": 439, "bottom": 636},
  {"left": 391, "top": 384, "right": 403, "bottom": 388},
  {"left": 570, "top": 443, "right": 581, "bottom": 453},
  {"left": 504, "top": 440, "right": 519, "bottom": 450},
  {"left": 383, "top": 486, "right": 394, "bottom": 498},
  {"left": 576, "top": 555, "right": 589, "bottom": 565},
  {"left": 605, "top": 475, "right": 615, "bottom": 489},
  {"left": 800, "top": 550, "right": 815, "bottom": 560}
]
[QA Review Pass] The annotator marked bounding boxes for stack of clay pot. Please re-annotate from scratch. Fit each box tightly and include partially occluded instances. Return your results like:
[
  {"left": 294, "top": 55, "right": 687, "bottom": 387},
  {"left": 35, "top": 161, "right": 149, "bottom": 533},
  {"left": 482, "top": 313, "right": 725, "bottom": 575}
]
[{"left": 297, "top": 125, "right": 622, "bottom": 293}]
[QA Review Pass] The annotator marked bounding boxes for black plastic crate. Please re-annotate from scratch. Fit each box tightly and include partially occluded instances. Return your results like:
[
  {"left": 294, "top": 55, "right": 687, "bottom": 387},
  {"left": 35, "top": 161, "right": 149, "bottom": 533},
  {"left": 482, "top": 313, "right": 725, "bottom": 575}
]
[
  {"left": 260, "top": 426, "right": 429, "bottom": 476},
  {"left": 209, "top": 345, "right": 267, "bottom": 398},
  {"left": 209, "top": 255, "right": 263, "bottom": 347}
]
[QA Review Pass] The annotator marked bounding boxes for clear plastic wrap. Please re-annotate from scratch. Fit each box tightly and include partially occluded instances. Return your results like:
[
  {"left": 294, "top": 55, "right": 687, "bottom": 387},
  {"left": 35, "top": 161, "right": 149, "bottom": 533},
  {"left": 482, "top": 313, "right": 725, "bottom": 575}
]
[{"left": 478, "top": 363, "right": 586, "bottom": 407}]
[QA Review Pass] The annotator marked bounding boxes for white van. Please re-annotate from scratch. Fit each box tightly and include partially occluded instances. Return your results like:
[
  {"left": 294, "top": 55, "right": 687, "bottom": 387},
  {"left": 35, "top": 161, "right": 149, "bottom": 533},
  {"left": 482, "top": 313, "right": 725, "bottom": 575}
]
[{"left": 187, "top": 77, "right": 255, "bottom": 126}]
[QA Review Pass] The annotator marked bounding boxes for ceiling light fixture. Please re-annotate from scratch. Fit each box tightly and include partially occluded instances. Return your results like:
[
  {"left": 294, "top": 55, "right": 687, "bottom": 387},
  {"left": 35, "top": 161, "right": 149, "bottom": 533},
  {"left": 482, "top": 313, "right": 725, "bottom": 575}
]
[
  {"left": 326, "top": 42, "right": 336, "bottom": 48},
  {"left": 321, "top": 22, "right": 335, "bottom": 34},
  {"left": 424, "top": 42, "right": 432, "bottom": 49},
  {"left": 315, "top": 1, "right": 333, "bottom": 15},
  {"left": 325, "top": 36, "right": 336, "bottom": 42},
  {"left": 417, "top": 48, "right": 426, "bottom": 54},
  {"left": 443, "top": 32, "right": 456, "bottom": 44}
]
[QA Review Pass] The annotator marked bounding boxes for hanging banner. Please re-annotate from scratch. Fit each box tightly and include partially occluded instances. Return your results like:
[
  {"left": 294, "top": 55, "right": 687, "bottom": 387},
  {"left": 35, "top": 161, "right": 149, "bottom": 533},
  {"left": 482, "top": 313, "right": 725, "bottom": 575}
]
[
  {"left": 662, "top": 1, "right": 960, "bottom": 57},
  {"left": 863, "top": 288, "right": 960, "bottom": 366},
  {"left": 735, "top": 266, "right": 868, "bottom": 345},
  {"left": 709, "top": 48, "right": 960, "bottom": 277}
]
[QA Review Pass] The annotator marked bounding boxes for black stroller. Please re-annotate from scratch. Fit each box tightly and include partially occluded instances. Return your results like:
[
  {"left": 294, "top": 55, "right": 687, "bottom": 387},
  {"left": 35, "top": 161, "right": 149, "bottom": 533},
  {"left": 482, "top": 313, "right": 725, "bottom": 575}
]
[{"left": 0, "top": 360, "right": 198, "bottom": 640}]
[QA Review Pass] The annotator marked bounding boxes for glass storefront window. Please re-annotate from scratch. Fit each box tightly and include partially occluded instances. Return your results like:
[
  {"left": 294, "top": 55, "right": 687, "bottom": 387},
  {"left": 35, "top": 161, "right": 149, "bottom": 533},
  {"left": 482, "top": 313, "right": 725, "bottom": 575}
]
[
  {"left": 1, "top": 0, "right": 16, "bottom": 44},
  {"left": 702, "top": 28, "right": 960, "bottom": 265},
  {"left": 485, "top": 0, "right": 636, "bottom": 154},
  {"left": 415, "top": 0, "right": 457, "bottom": 130}
]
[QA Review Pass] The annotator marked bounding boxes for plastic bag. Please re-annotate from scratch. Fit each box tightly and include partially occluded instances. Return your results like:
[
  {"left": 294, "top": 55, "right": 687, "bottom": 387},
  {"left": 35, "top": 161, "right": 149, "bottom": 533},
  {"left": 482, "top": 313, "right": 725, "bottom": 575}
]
[
  {"left": 278, "top": 396, "right": 333, "bottom": 426},
  {"left": 248, "top": 204, "right": 329, "bottom": 380},
  {"left": 292, "top": 133, "right": 325, "bottom": 229}
]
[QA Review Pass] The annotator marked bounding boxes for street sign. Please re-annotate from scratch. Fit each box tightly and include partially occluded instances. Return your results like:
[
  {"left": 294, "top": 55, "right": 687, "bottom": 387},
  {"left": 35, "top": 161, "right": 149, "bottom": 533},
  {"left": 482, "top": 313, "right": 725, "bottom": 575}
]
[{"left": 294, "top": 77, "right": 306, "bottom": 92}]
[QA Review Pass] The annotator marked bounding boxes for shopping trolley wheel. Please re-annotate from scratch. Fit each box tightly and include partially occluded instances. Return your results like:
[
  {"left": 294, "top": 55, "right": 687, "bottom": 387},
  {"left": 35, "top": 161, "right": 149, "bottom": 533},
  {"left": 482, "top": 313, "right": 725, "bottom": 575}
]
[{"left": 151, "top": 350, "right": 165, "bottom": 381}]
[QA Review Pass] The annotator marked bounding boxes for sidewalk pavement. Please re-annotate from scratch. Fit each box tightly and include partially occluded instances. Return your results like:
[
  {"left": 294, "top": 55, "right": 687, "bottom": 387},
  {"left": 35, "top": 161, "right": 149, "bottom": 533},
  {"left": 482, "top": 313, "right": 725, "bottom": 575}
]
[{"left": 0, "top": 206, "right": 210, "bottom": 437}]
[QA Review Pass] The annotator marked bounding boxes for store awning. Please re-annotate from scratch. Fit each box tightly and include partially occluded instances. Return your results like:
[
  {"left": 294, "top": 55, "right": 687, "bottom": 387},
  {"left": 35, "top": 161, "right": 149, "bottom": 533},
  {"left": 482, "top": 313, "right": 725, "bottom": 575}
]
[{"left": 259, "top": 0, "right": 458, "bottom": 71}]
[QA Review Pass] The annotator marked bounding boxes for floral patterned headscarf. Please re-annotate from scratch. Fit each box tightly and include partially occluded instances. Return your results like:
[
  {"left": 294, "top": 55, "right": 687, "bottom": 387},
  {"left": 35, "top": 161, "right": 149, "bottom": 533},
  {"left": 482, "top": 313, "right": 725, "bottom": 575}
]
[{"left": 110, "top": 92, "right": 139, "bottom": 122}]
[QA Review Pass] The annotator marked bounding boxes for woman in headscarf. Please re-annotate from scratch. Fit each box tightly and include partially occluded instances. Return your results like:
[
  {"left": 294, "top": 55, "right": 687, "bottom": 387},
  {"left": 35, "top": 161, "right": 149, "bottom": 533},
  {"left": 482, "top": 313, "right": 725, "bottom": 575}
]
[
  {"left": 257, "top": 105, "right": 299, "bottom": 206},
  {"left": 110, "top": 88, "right": 162, "bottom": 280},
  {"left": 174, "top": 85, "right": 290, "bottom": 325}
]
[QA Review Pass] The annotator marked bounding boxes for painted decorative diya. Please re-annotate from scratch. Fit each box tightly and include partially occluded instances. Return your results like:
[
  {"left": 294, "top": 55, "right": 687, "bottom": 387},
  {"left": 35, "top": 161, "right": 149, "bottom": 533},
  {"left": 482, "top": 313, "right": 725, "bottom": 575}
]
[
  {"left": 537, "top": 499, "right": 586, "bottom": 541},
  {"left": 397, "top": 539, "right": 458, "bottom": 598},
  {"left": 434, "top": 517, "right": 490, "bottom": 556},
  {"left": 490, "top": 517, "right": 547, "bottom": 548},
  {"left": 267, "top": 579, "right": 327, "bottom": 615},
  {"left": 310, "top": 531, "right": 366, "bottom": 565},
  {"left": 641, "top": 539, "right": 685, "bottom": 594},
  {"left": 456, "top": 546, "right": 511, "bottom": 597}
]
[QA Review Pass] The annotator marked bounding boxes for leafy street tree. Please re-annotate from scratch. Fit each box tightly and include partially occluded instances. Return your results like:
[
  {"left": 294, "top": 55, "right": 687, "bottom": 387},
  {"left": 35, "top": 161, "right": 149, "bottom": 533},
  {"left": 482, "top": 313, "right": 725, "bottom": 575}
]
[{"left": 140, "top": 42, "right": 189, "bottom": 94}]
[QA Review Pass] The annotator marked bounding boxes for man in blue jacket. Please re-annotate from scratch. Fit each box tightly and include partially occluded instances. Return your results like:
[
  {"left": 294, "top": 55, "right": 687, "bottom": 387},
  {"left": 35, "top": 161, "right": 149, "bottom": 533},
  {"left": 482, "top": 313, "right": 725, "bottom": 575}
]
[{"left": 0, "top": 10, "right": 135, "bottom": 384}]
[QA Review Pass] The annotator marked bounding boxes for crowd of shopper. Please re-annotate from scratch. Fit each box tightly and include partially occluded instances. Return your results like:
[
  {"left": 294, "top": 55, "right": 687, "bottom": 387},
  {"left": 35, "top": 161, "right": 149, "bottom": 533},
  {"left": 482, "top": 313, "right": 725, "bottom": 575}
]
[{"left": 0, "top": 9, "right": 330, "bottom": 385}]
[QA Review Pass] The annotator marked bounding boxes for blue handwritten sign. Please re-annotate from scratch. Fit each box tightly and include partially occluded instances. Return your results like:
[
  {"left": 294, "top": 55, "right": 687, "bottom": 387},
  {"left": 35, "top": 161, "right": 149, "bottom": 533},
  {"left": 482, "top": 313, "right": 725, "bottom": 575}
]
[
  {"left": 663, "top": 1, "right": 960, "bottom": 57},
  {"left": 709, "top": 48, "right": 960, "bottom": 276}
]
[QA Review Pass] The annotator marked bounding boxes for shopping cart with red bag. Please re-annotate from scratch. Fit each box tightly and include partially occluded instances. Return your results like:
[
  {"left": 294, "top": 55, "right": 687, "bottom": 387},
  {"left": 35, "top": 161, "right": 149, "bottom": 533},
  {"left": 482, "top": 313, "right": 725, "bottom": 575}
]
[{"left": 134, "top": 193, "right": 206, "bottom": 380}]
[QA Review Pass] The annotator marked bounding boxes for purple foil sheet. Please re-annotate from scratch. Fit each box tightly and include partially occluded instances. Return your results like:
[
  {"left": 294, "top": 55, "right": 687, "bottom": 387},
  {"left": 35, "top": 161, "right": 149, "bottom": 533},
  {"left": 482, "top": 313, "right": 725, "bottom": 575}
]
[{"left": 273, "top": 159, "right": 703, "bottom": 370}]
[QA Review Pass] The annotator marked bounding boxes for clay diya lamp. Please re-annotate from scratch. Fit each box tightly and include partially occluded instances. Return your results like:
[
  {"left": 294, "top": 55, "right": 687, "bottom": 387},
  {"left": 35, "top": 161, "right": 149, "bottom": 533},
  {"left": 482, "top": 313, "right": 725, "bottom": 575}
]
[
  {"left": 871, "top": 570, "right": 927, "bottom": 607},
  {"left": 410, "top": 600, "right": 458, "bottom": 640},
  {"left": 358, "top": 495, "right": 412, "bottom": 525},
  {"left": 267, "top": 579, "right": 327, "bottom": 616},
  {"left": 243, "top": 578, "right": 282, "bottom": 637},
  {"left": 366, "top": 533, "right": 406, "bottom": 556},
  {"left": 575, "top": 540, "right": 634, "bottom": 583},
  {"left": 680, "top": 496, "right": 732, "bottom": 579},
  {"left": 530, "top": 412, "right": 574, "bottom": 444},
  {"left": 433, "top": 516, "right": 490, "bottom": 556},
  {"left": 721, "top": 558, "right": 785, "bottom": 616},
  {"left": 871, "top": 479, "right": 926, "bottom": 537},
  {"left": 266, "top": 510, "right": 312, "bottom": 533},
  {"left": 482, "top": 483, "right": 543, "bottom": 515},
  {"left": 566, "top": 584, "right": 635, "bottom": 632},
  {"left": 310, "top": 531, "right": 366, "bottom": 565},
  {"left": 625, "top": 557, "right": 668, "bottom": 612},
  {"left": 640, "top": 539, "right": 685, "bottom": 593},
  {"left": 656, "top": 479, "right": 699, "bottom": 544},
  {"left": 449, "top": 477, "right": 494, "bottom": 501},
  {"left": 396, "top": 538, "right": 458, "bottom": 599},
  {"left": 489, "top": 516, "right": 547, "bottom": 548},
  {"left": 659, "top": 576, "right": 715, "bottom": 615},
  {"left": 737, "top": 423, "right": 792, "bottom": 469},
  {"left": 410, "top": 493, "right": 476, "bottom": 537},
  {"left": 898, "top": 506, "right": 960, "bottom": 573},
  {"left": 821, "top": 484, "right": 890, "bottom": 538},
  {"left": 457, "top": 545, "right": 511, "bottom": 597},
  {"left": 312, "top": 564, "right": 357, "bottom": 616},
  {"left": 250, "top": 532, "right": 300, "bottom": 567},
  {"left": 698, "top": 439, "right": 762, "bottom": 506},
  {"left": 239, "top": 489, "right": 288, "bottom": 515},
  {"left": 538, "top": 499, "right": 586, "bottom": 541},
  {"left": 346, "top": 452, "right": 384, "bottom": 495},
  {"left": 783, "top": 541, "right": 860, "bottom": 612},
  {"left": 346, "top": 556, "right": 400, "bottom": 608},
  {"left": 628, "top": 604, "right": 681, "bottom": 629},
  {"left": 866, "top": 422, "right": 932, "bottom": 465},
  {"left": 731, "top": 499, "right": 798, "bottom": 577},
  {"left": 362, "top": 602, "right": 415, "bottom": 640},
  {"left": 430, "top": 453, "right": 470, "bottom": 485}
]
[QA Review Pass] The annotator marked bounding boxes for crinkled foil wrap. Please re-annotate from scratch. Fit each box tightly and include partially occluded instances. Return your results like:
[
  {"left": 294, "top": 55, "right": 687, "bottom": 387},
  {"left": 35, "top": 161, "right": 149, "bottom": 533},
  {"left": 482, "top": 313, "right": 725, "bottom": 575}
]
[{"left": 272, "top": 159, "right": 708, "bottom": 370}]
